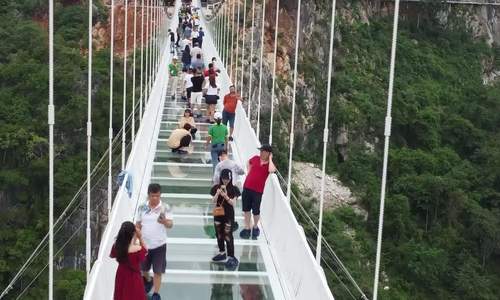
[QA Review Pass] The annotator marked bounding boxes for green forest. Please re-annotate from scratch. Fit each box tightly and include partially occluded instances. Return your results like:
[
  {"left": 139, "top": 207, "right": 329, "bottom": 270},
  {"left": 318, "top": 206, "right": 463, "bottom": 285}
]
[
  {"left": 265, "top": 2, "right": 500, "bottom": 299},
  {"left": 1, "top": 0, "right": 500, "bottom": 299},
  {"left": 0, "top": 1, "right": 135, "bottom": 298}
]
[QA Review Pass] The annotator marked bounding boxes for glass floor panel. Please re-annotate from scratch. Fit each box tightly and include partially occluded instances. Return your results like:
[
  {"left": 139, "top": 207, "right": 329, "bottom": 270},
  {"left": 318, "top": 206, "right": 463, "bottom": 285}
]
[
  {"left": 158, "top": 274, "right": 275, "bottom": 300},
  {"left": 154, "top": 177, "right": 213, "bottom": 194},
  {"left": 164, "top": 106, "right": 207, "bottom": 114},
  {"left": 162, "top": 195, "right": 243, "bottom": 216},
  {"left": 152, "top": 162, "right": 213, "bottom": 178},
  {"left": 161, "top": 122, "right": 212, "bottom": 131},
  {"left": 168, "top": 216, "right": 245, "bottom": 240},
  {"left": 155, "top": 150, "right": 234, "bottom": 164},
  {"left": 159, "top": 129, "right": 209, "bottom": 139},
  {"left": 167, "top": 243, "right": 266, "bottom": 272},
  {"left": 157, "top": 140, "right": 215, "bottom": 152}
]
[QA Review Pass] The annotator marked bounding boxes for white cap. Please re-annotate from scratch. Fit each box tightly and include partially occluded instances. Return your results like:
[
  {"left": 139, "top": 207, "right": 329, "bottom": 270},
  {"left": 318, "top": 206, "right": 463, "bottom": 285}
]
[{"left": 214, "top": 112, "right": 222, "bottom": 120}]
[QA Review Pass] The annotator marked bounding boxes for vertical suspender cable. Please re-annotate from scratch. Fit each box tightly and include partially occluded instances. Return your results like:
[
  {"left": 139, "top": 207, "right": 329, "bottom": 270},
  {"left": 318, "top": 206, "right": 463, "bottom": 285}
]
[
  {"left": 86, "top": 0, "right": 94, "bottom": 278},
  {"left": 140, "top": 0, "right": 144, "bottom": 122},
  {"left": 285, "top": 0, "right": 302, "bottom": 201},
  {"left": 48, "top": 0, "right": 54, "bottom": 297},
  {"left": 240, "top": 0, "right": 247, "bottom": 96},
  {"left": 256, "top": 0, "right": 266, "bottom": 139},
  {"left": 132, "top": 0, "right": 137, "bottom": 143},
  {"left": 316, "top": 0, "right": 337, "bottom": 264},
  {"left": 373, "top": 0, "right": 400, "bottom": 299},
  {"left": 154, "top": 1, "right": 158, "bottom": 77},
  {"left": 235, "top": 0, "right": 241, "bottom": 90},
  {"left": 224, "top": 3, "right": 229, "bottom": 68},
  {"left": 229, "top": 0, "right": 235, "bottom": 81},
  {"left": 269, "top": 0, "right": 279, "bottom": 145},
  {"left": 145, "top": 0, "right": 150, "bottom": 104},
  {"left": 149, "top": 0, "right": 153, "bottom": 93},
  {"left": 108, "top": 0, "right": 115, "bottom": 216},
  {"left": 122, "top": 0, "right": 129, "bottom": 170},
  {"left": 247, "top": 0, "right": 256, "bottom": 117}
]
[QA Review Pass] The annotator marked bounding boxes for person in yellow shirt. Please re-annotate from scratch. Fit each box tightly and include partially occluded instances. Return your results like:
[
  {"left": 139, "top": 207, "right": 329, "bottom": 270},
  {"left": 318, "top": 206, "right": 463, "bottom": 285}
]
[{"left": 167, "top": 123, "right": 192, "bottom": 154}]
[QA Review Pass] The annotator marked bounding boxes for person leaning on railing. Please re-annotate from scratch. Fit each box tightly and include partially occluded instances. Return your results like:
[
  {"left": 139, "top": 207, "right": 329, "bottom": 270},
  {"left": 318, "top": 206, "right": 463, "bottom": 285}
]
[{"left": 239, "top": 144, "right": 276, "bottom": 240}]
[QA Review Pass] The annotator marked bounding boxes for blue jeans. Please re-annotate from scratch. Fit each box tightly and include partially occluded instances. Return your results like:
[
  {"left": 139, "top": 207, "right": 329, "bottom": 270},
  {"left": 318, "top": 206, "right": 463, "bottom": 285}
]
[{"left": 210, "top": 143, "right": 225, "bottom": 170}]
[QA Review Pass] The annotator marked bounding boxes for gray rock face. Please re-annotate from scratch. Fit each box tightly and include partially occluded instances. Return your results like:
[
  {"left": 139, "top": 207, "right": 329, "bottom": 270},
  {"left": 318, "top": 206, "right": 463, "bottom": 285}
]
[{"left": 292, "top": 162, "right": 368, "bottom": 219}]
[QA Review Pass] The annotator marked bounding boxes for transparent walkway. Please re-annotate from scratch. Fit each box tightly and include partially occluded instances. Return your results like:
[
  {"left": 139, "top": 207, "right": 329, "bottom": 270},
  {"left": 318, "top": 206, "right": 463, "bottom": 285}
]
[
  {"left": 84, "top": 1, "right": 333, "bottom": 299},
  {"left": 155, "top": 80, "right": 285, "bottom": 299}
]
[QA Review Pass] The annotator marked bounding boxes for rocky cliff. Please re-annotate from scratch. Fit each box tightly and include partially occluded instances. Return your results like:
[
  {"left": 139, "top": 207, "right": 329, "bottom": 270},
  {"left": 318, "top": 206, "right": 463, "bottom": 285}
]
[{"left": 236, "top": 0, "right": 500, "bottom": 165}]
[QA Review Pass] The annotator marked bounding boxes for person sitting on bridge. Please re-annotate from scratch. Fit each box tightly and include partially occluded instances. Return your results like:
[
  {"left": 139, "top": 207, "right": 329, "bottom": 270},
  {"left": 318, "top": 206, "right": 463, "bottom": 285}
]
[
  {"left": 239, "top": 144, "right": 276, "bottom": 240},
  {"left": 137, "top": 184, "right": 173, "bottom": 300},
  {"left": 167, "top": 123, "right": 193, "bottom": 154},
  {"left": 110, "top": 221, "right": 148, "bottom": 300},
  {"left": 179, "top": 108, "right": 198, "bottom": 140},
  {"left": 210, "top": 169, "right": 241, "bottom": 270}
]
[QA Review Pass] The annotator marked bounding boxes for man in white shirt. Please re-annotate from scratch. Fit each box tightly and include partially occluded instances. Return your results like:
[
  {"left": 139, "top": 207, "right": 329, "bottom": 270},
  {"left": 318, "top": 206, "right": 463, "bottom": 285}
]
[
  {"left": 183, "top": 68, "right": 194, "bottom": 103},
  {"left": 213, "top": 149, "right": 245, "bottom": 186},
  {"left": 137, "top": 183, "right": 173, "bottom": 300},
  {"left": 190, "top": 42, "right": 203, "bottom": 60}
]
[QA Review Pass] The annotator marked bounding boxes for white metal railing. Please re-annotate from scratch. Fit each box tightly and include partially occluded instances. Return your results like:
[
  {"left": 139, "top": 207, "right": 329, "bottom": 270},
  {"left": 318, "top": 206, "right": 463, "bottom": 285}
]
[{"left": 83, "top": 3, "right": 178, "bottom": 299}]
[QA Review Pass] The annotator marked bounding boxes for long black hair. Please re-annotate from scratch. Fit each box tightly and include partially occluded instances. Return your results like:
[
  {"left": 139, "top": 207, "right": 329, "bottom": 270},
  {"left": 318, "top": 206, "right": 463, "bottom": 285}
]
[
  {"left": 219, "top": 169, "right": 234, "bottom": 188},
  {"left": 115, "top": 221, "right": 136, "bottom": 263}
]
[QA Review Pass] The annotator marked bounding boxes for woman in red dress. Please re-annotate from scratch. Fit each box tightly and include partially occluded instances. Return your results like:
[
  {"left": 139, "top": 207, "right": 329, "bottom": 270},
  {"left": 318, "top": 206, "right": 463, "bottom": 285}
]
[{"left": 110, "top": 221, "right": 148, "bottom": 300}]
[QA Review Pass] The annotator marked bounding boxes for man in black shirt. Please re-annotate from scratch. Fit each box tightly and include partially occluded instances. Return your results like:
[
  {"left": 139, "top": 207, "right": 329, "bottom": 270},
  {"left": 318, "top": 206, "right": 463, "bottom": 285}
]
[{"left": 190, "top": 68, "right": 206, "bottom": 118}]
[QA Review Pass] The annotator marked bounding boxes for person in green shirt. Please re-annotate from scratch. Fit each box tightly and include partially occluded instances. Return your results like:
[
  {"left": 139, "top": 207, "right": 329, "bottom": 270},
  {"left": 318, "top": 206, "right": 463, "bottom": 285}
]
[
  {"left": 207, "top": 112, "right": 228, "bottom": 170},
  {"left": 168, "top": 56, "right": 180, "bottom": 100}
]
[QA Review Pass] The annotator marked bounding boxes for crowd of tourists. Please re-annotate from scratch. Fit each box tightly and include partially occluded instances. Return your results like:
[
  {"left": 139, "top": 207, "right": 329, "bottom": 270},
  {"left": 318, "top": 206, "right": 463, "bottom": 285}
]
[{"left": 110, "top": 2, "right": 276, "bottom": 299}]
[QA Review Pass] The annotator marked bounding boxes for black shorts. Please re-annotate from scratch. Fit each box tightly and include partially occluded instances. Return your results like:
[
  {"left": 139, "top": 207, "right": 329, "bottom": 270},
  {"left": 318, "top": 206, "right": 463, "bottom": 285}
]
[
  {"left": 141, "top": 244, "right": 167, "bottom": 274},
  {"left": 186, "top": 87, "right": 192, "bottom": 99},
  {"left": 205, "top": 95, "right": 219, "bottom": 105},
  {"left": 242, "top": 188, "right": 263, "bottom": 215}
]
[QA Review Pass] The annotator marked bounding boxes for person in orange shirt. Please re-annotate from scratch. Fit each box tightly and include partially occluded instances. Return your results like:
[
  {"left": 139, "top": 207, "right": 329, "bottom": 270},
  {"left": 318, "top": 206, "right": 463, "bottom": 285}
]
[{"left": 222, "top": 85, "right": 242, "bottom": 141}]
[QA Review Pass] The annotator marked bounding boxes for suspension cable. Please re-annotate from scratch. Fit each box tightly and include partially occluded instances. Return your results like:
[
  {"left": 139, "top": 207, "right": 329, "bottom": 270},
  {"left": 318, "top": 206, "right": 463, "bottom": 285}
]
[
  {"left": 224, "top": 3, "right": 229, "bottom": 67},
  {"left": 316, "top": 0, "right": 337, "bottom": 265},
  {"left": 86, "top": 0, "right": 94, "bottom": 278},
  {"left": 247, "top": 0, "right": 256, "bottom": 117},
  {"left": 108, "top": 0, "right": 115, "bottom": 216},
  {"left": 269, "top": 0, "right": 279, "bottom": 145},
  {"left": 229, "top": 0, "right": 235, "bottom": 81},
  {"left": 132, "top": 0, "right": 138, "bottom": 144},
  {"left": 286, "top": 0, "right": 302, "bottom": 201},
  {"left": 235, "top": 0, "right": 241, "bottom": 90},
  {"left": 240, "top": 0, "right": 247, "bottom": 98},
  {"left": 0, "top": 102, "right": 140, "bottom": 299},
  {"left": 140, "top": 0, "right": 145, "bottom": 121},
  {"left": 48, "top": 0, "right": 54, "bottom": 297},
  {"left": 145, "top": 0, "right": 150, "bottom": 105},
  {"left": 122, "top": 0, "right": 129, "bottom": 170},
  {"left": 373, "top": 0, "right": 400, "bottom": 299},
  {"left": 256, "top": 0, "right": 266, "bottom": 139}
]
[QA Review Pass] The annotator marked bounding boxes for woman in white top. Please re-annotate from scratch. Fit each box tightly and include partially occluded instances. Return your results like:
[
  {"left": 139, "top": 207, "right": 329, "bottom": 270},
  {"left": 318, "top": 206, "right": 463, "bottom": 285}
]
[{"left": 204, "top": 77, "right": 220, "bottom": 123}]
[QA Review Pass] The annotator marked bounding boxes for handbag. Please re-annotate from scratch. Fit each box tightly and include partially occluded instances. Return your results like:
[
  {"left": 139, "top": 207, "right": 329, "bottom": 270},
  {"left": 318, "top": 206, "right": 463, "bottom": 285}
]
[
  {"left": 213, "top": 205, "right": 225, "bottom": 217},
  {"left": 213, "top": 188, "right": 226, "bottom": 217}
]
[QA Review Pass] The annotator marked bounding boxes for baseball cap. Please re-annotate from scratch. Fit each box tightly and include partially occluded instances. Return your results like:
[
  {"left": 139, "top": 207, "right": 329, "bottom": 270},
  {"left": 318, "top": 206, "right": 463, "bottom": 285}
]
[
  {"left": 214, "top": 112, "right": 222, "bottom": 120},
  {"left": 258, "top": 143, "right": 273, "bottom": 153}
]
